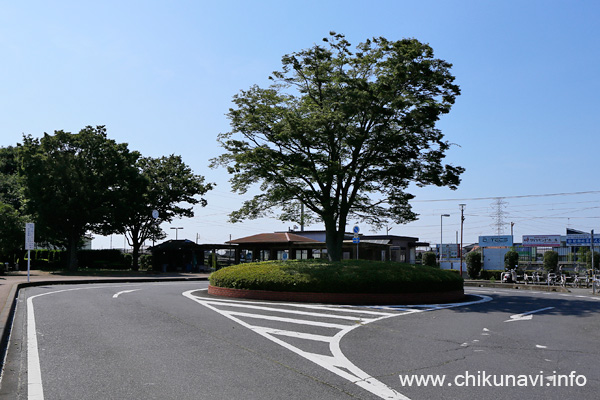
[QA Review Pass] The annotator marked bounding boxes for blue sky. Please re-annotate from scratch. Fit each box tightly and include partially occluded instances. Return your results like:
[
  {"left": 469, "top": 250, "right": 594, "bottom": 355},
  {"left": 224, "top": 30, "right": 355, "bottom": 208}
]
[{"left": 2, "top": 0, "right": 599, "bottom": 249}]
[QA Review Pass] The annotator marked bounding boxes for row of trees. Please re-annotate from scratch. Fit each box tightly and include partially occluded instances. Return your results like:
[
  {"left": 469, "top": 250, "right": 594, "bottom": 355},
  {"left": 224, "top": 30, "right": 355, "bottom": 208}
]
[
  {"left": 4, "top": 32, "right": 465, "bottom": 265},
  {"left": 1, "top": 126, "right": 213, "bottom": 271}
]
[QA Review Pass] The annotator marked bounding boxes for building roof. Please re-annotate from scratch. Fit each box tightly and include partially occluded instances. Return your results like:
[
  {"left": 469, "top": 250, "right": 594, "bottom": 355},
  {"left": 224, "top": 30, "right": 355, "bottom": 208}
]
[
  {"left": 149, "top": 239, "right": 204, "bottom": 251},
  {"left": 228, "top": 232, "right": 321, "bottom": 244}
]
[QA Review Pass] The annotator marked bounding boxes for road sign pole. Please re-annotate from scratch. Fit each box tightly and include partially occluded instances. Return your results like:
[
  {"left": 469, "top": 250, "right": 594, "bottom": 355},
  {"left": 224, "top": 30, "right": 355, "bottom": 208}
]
[
  {"left": 25, "top": 223, "right": 35, "bottom": 283},
  {"left": 353, "top": 226, "right": 360, "bottom": 260}
]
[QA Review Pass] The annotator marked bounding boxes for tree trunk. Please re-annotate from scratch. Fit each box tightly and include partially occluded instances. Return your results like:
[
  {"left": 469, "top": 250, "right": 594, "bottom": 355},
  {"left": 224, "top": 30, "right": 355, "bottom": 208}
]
[
  {"left": 67, "top": 235, "right": 79, "bottom": 271},
  {"left": 324, "top": 217, "right": 344, "bottom": 262},
  {"left": 131, "top": 239, "right": 140, "bottom": 271}
]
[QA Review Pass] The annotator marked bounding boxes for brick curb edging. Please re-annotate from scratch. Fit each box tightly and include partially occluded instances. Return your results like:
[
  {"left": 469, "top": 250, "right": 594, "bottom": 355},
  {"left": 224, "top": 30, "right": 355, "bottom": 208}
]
[{"left": 207, "top": 285, "right": 465, "bottom": 305}]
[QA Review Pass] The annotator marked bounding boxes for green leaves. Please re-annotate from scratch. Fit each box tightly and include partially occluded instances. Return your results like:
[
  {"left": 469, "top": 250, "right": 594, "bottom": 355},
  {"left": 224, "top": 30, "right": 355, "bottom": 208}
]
[{"left": 214, "top": 33, "right": 464, "bottom": 261}]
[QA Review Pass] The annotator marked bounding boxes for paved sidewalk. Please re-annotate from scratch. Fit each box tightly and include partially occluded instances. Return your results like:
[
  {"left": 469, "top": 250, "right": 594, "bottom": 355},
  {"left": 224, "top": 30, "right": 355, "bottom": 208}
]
[{"left": 0, "top": 270, "right": 210, "bottom": 369}]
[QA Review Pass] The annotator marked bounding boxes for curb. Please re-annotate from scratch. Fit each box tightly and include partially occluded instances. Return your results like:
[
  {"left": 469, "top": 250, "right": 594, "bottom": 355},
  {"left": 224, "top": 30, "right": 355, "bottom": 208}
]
[
  {"left": 464, "top": 280, "right": 570, "bottom": 293},
  {"left": 207, "top": 285, "right": 466, "bottom": 305},
  {"left": 0, "top": 276, "right": 208, "bottom": 374}
]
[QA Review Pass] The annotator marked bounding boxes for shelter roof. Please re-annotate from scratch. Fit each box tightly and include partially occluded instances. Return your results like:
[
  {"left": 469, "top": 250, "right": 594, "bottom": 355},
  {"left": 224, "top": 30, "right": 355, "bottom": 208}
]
[
  {"left": 149, "top": 239, "right": 204, "bottom": 251},
  {"left": 228, "top": 232, "right": 321, "bottom": 244}
]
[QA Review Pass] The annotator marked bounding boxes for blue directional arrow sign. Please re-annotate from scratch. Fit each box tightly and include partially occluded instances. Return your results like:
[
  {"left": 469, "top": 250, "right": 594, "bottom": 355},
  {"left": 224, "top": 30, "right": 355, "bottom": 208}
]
[{"left": 353, "top": 237, "right": 360, "bottom": 244}]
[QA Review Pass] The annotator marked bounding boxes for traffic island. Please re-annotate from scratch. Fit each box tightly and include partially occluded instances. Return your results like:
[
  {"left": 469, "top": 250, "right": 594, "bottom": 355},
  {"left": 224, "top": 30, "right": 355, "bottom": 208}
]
[{"left": 208, "top": 260, "right": 465, "bottom": 305}]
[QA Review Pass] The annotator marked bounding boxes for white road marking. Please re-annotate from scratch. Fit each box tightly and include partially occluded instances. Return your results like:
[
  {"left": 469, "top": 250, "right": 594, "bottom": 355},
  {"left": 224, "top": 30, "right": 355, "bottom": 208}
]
[
  {"left": 536, "top": 344, "right": 548, "bottom": 349},
  {"left": 504, "top": 307, "right": 554, "bottom": 322},
  {"left": 112, "top": 289, "right": 141, "bottom": 298},
  {"left": 25, "top": 284, "right": 150, "bottom": 399},
  {"left": 184, "top": 290, "right": 492, "bottom": 400},
  {"left": 200, "top": 299, "right": 377, "bottom": 322},
  {"left": 27, "top": 296, "right": 44, "bottom": 400},
  {"left": 225, "top": 310, "right": 352, "bottom": 329},
  {"left": 27, "top": 286, "right": 111, "bottom": 400}
]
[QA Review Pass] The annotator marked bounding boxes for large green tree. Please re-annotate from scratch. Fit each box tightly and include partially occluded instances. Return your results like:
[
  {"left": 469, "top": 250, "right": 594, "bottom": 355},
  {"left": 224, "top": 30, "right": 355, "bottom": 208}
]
[
  {"left": 117, "top": 155, "right": 214, "bottom": 270},
  {"left": 212, "top": 33, "right": 464, "bottom": 261},
  {"left": 19, "top": 126, "right": 142, "bottom": 270},
  {"left": 0, "top": 146, "right": 26, "bottom": 268}
]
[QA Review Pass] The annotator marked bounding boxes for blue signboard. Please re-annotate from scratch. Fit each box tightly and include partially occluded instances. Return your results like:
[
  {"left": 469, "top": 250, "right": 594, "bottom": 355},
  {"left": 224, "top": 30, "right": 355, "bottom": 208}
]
[
  {"left": 352, "top": 237, "right": 360, "bottom": 244},
  {"left": 566, "top": 235, "right": 600, "bottom": 246}
]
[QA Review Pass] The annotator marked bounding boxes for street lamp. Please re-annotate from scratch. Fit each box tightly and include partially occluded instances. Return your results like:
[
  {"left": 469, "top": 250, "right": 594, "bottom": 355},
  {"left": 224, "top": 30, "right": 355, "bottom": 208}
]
[
  {"left": 170, "top": 227, "right": 183, "bottom": 240},
  {"left": 440, "top": 214, "right": 450, "bottom": 265}
]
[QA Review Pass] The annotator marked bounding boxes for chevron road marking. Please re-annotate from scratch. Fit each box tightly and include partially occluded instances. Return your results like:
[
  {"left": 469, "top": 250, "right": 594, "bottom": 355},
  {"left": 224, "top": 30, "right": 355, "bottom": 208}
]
[{"left": 183, "top": 290, "right": 492, "bottom": 400}]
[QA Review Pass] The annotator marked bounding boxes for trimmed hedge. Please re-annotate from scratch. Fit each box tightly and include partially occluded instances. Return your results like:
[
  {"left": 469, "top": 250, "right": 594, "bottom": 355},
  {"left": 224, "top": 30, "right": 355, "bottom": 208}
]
[
  {"left": 77, "top": 249, "right": 129, "bottom": 270},
  {"left": 24, "top": 250, "right": 65, "bottom": 269},
  {"left": 479, "top": 270, "right": 504, "bottom": 280},
  {"left": 210, "top": 259, "right": 463, "bottom": 294}
]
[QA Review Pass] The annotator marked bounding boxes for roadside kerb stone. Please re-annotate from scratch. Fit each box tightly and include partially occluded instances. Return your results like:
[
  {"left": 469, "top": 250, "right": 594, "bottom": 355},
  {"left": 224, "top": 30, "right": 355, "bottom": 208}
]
[{"left": 464, "top": 280, "right": 570, "bottom": 292}]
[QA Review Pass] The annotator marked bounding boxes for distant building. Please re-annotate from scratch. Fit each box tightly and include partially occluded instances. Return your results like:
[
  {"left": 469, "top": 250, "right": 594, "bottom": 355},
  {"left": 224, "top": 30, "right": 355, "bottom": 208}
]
[{"left": 227, "top": 231, "right": 427, "bottom": 263}]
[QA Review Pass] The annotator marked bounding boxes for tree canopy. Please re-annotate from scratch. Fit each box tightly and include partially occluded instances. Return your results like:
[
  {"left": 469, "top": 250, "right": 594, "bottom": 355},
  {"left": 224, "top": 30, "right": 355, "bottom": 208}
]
[
  {"left": 212, "top": 32, "right": 464, "bottom": 261},
  {"left": 0, "top": 146, "right": 27, "bottom": 266},
  {"left": 19, "top": 126, "right": 142, "bottom": 270},
  {"left": 118, "top": 155, "right": 214, "bottom": 270}
]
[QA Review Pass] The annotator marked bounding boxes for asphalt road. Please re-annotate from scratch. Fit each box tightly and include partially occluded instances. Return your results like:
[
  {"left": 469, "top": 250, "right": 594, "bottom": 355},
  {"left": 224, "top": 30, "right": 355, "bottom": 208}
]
[{"left": 1, "top": 282, "right": 598, "bottom": 399}]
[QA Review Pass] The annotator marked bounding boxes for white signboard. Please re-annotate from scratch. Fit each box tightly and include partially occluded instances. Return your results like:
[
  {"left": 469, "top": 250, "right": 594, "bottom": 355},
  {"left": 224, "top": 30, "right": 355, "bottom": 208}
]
[
  {"left": 478, "top": 235, "right": 513, "bottom": 248},
  {"left": 522, "top": 235, "right": 561, "bottom": 247},
  {"left": 25, "top": 223, "right": 35, "bottom": 250}
]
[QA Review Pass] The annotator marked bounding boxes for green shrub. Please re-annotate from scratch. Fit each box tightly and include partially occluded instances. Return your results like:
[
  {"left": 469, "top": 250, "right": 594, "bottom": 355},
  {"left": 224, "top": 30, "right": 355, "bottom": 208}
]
[
  {"left": 466, "top": 251, "right": 482, "bottom": 279},
  {"left": 139, "top": 254, "right": 152, "bottom": 270},
  {"left": 479, "top": 269, "right": 503, "bottom": 281},
  {"left": 422, "top": 252, "right": 438, "bottom": 267},
  {"left": 210, "top": 259, "right": 463, "bottom": 294},
  {"left": 504, "top": 250, "right": 519, "bottom": 270},
  {"left": 543, "top": 251, "right": 559, "bottom": 273},
  {"left": 77, "top": 249, "right": 129, "bottom": 270}
]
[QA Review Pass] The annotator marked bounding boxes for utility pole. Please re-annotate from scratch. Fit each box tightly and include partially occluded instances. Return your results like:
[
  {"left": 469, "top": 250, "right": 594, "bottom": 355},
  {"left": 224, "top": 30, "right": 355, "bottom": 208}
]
[
  {"left": 440, "top": 214, "right": 450, "bottom": 266},
  {"left": 592, "top": 230, "right": 596, "bottom": 295},
  {"left": 459, "top": 204, "right": 466, "bottom": 277}
]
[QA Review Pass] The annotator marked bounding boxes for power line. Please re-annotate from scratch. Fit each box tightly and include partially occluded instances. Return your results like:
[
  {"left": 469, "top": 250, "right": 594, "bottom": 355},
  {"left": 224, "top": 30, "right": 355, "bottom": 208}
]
[{"left": 411, "top": 190, "right": 600, "bottom": 203}]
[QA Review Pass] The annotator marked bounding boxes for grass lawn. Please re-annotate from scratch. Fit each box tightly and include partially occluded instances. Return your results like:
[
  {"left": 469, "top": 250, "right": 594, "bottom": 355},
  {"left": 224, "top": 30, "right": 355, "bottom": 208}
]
[{"left": 210, "top": 259, "right": 463, "bottom": 293}]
